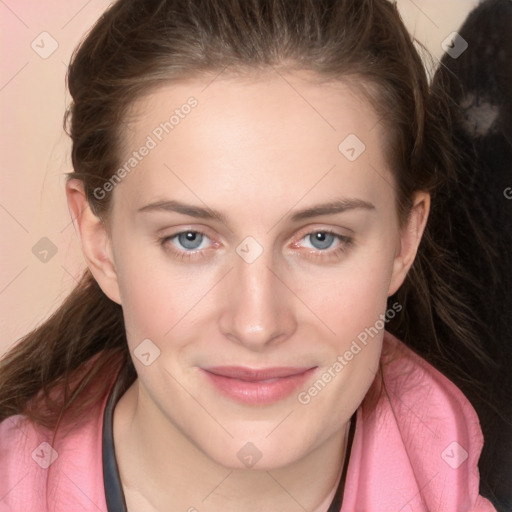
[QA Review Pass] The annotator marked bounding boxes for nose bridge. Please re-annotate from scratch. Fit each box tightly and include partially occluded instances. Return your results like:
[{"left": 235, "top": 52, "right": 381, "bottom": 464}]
[{"left": 219, "top": 236, "right": 296, "bottom": 349}]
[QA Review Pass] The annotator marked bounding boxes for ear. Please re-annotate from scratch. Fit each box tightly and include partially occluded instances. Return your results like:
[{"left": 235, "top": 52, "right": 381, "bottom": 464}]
[
  {"left": 65, "top": 179, "right": 122, "bottom": 305},
  {"left": 387, "top": 190, "right": 430, "bottom": 296}
]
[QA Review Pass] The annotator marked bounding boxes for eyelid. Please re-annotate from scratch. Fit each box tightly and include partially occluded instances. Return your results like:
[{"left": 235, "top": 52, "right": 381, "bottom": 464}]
[
  {"left": 156, "top": 223, "right": 214, "bottom": 237},
  {"left": 291, "top": 224, "right": 352, "bottom": 243},
  {"left": 159, "top": 224, "right": 351, "bottom": 245}
]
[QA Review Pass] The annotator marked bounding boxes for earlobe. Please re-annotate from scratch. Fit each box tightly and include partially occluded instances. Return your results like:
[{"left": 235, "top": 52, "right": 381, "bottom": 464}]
[
  {"left": 387, "top": 191, "right": 430, "bottom": 296},
  {"left": 65, "top": 179, "right": 122, "bottom": 305}
]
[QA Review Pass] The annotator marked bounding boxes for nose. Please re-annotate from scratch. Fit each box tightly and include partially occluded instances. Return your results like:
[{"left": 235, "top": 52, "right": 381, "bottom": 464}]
[{"left": 218, "top": 243, "right": 297, "bottom": 352}]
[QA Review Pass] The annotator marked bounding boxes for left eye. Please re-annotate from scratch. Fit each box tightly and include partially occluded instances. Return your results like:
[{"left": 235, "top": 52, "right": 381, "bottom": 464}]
[{"left": 301, "top": 231, "right": 340, "bottom": 251}]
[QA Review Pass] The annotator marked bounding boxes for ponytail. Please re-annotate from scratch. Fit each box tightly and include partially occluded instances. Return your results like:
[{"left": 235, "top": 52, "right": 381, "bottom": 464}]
[{"left": 0, "top": 271, "right": 135, "bottom": 431}]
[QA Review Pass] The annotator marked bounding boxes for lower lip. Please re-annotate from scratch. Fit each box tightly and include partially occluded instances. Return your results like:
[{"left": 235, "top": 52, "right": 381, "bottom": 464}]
[{"left": 201, "top": 368, "right": 317, "bottom": 405}]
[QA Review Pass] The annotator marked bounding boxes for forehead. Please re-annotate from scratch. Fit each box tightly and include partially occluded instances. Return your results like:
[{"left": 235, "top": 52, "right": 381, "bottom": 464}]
[{"left": 114, "top": 71, "right": 394, "bottom": 215}]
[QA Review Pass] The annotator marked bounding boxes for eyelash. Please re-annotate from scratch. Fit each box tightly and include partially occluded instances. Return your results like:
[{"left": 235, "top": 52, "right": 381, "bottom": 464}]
[{"left": 158, "top": 229, "right": 353, "bottom": 262}]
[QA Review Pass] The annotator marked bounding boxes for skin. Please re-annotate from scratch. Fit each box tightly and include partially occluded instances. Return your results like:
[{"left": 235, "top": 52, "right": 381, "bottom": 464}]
[{"left": 66, "top": 70, "right": 430, "bottom": 512}]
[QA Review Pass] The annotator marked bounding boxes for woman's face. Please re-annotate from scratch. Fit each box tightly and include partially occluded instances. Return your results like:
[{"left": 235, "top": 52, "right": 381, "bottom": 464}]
[{"left": 80, "top": 71, "right": 428, "bottom": 469}]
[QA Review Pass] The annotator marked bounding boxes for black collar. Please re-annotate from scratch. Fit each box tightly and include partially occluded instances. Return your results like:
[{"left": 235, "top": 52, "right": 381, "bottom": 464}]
[
  {"left": 102, "top": 377, "right": 356, "bottom": 512},
  {"left": 102, "top": 374, "right": 129, "bottom": 512}
]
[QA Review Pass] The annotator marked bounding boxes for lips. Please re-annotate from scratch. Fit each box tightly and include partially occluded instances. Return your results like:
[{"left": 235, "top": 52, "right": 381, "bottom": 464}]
[
  {"left": 200, "top": 365, "right": 317, "bottom": 404},
  {"left": 204, "top": 366, "right": 313, "bottom": 380}
]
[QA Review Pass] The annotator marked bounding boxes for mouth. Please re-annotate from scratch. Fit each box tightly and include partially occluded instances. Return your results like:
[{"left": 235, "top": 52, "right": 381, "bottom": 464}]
[{"left": 200, "top": 366, "right": 317, "bottom": 404}]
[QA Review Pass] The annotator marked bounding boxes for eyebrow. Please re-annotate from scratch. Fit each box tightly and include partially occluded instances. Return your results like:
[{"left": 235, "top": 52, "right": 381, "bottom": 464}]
[{"left": 137, "top": 198, "right": 376, "bottom": 225}]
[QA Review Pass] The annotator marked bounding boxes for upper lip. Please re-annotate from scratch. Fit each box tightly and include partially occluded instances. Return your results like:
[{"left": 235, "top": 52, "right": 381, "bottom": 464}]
[{"left": 202, "top": 366, "right": 315, "bottom": 381}]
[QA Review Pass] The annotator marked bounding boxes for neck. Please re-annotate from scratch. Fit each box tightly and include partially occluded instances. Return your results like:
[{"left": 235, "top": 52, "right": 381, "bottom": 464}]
[{"left": 113, "top": 379, "right": 351, "bottom": 512}]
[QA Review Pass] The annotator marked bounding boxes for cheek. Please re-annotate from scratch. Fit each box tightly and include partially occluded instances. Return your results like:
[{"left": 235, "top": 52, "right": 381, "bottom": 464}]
[
  {"left": 113, "top": 239, "right": 222, "bottom": 348},
  {"left": 297, "top": 241, "right": 395, "bottom": 338},
  {"left": 295, "top": 250, "right": 394, "bottom": 427},
  {"left": 113, "top": 241, "right": 180, "bottom": 339}
]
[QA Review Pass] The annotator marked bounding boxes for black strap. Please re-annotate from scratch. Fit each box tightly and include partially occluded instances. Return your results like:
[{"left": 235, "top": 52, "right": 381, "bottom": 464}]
[
  {"left": 102, "top": 375, "right": 129, "bottom": 512},
  {"left": 327, "top": 411, "right": 357, "bottom": 511},
  {"left": 102, "top": 379, "right": 356, "bottom": 512}
]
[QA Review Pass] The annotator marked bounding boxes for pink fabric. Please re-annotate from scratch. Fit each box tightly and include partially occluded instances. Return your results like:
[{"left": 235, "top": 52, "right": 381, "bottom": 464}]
[
  {"left": 0, "top": 388, "right": 108, "bottom": 511},
  {"left": 341, "top": 331, "right": 496, "bottom": 511},
  {"left": 0, "top": 331, "right": 496, "bottom": 512}
]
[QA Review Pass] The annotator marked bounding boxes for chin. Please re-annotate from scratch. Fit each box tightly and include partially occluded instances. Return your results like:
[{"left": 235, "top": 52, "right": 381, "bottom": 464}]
[{"left": 198, "top": 434, "right": 310, "bottom": 471}]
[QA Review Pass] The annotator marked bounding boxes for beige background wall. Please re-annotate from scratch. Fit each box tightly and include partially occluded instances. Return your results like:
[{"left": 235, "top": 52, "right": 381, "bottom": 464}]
[{"left": 0, "top": 0, "right": 479, "bottom": 356}]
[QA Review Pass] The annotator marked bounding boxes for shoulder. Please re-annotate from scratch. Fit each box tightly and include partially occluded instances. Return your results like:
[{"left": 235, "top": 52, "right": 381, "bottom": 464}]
[
  {"left": 0, "top": 399, "right": 108, "bottom": 511},
  {"left": 0, "top": 414, "right": 46, "bottom": 511},
  {"left": 379, "top": 329, "right": 483, "bottom": 442},
  {"left": 341, "top": 330, "right": 496, "bottom": 512}
]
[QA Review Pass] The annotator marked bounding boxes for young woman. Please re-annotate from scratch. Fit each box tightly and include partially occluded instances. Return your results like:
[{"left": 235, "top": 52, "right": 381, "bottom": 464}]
[{"left": 0, "top": 0, "right": 499, "bottom": 510}]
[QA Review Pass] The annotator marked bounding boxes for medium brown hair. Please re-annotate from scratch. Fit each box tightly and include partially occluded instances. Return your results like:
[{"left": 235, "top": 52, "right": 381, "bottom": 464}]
[{"left": 0, "top": 0, "right": 498, "bottom": 502}]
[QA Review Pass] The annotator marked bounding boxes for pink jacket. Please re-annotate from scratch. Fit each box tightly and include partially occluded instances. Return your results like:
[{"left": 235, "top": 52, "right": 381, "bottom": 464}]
[{"left": 0, "top": 331, "right": 497, "bottom": 511}]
